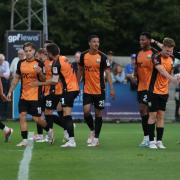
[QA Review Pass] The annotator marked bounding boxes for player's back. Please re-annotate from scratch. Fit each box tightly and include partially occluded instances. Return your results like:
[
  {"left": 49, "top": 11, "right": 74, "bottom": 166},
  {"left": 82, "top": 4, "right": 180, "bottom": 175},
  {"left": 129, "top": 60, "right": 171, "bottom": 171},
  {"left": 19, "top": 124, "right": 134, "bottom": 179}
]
[
  {"left": 58, "top": 56, "right": 79, "bottom": 92},
  {"left": 149, "top": 53, "right": 174, "bottom": 95},
  {"left": 44, "top": 59, "right": 62, "bottom": 96}
]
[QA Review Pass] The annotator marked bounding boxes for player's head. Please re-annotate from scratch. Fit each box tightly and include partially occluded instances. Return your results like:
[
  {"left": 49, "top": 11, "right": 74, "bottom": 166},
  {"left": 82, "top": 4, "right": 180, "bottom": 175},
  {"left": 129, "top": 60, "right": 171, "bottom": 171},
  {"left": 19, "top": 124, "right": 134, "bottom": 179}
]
[
  {"left": 23, "top": 42, "right": 36, "bottom": 60},
  {"left": 44, "top": 40, "right": 54, "bottom": 49},
  {"left": 46, "top": 43, "right": 60, "bottom": 60},
  {"left": 139, "top": 32, "right": 151, "bottom": 49},
  {"left": 35, "top": 48, "right": 47, "bottom": 62},
  {"left": 88, "top": 35, "right": 99, "bottom": 51},
  {"left": 162, "top": 37, "right": 175, "bottom": 57}
]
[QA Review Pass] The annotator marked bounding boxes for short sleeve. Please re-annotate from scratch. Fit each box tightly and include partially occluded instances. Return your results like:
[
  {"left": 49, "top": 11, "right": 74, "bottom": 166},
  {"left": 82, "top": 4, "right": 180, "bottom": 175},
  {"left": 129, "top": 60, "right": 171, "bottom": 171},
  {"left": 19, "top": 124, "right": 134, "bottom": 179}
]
[
  {"left": 16, "top": 60, "right": 22, "bottom": 75},
  {"left": 101, "top": 54, "right": 110, "bottom": 69},
  {"left": 79, "top": 54, "right": 84, "bottom": 67},
  {"left": 38, "top": 60, "right": 44, "bottom": 69},
  {"left": 52, "top": 60, "right": 60, "bottom": 75},
  {"left": 152, "top": 54, "right": 161, "bottom": 66}
]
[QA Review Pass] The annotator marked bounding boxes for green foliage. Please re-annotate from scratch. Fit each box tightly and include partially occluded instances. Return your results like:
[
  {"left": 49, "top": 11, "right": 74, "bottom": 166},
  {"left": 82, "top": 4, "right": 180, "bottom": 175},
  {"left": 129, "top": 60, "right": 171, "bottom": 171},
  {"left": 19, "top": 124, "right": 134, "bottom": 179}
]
[{"left": 0, "top": 0, "right": 180, "bottom": 55}]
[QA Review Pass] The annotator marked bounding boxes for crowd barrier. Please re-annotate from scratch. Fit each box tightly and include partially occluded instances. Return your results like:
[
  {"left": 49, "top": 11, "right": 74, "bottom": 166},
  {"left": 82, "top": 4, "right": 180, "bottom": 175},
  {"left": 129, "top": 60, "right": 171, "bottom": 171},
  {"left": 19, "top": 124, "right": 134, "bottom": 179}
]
[{"left": 13, "top": 82, "right": 140, "bottom": 121}]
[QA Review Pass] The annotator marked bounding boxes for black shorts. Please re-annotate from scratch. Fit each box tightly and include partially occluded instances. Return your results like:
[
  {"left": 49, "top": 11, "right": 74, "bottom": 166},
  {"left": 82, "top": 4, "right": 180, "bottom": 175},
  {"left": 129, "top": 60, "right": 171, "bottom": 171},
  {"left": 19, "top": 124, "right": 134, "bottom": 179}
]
[
  {"left": 45, "top": 94, "right": 61, "bottom": 110},
  {"left": 19, "top": 99, "right": 42, "bottom": 117},
  {"left": 137, "top": 91, "right": 149, "bottom": 105},
  {"left": 83, "top": 92, "right": 105, "bottom": 110},
  {"left": 148, "top": 93, "right": 169, "bottom": 112},
  {"left": 61, "top": 91, "right": 79, "bottom": 107},
  {"left": 41, "top": 95, "right": 45, "bottom": 112}
]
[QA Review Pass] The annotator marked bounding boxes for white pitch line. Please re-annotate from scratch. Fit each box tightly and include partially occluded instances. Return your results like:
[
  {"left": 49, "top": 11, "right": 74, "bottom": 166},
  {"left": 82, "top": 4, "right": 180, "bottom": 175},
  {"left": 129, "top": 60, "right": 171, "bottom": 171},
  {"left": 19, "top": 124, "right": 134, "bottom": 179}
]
[{"left": 17, "top": 132, "right": 34, "bottom": 180}]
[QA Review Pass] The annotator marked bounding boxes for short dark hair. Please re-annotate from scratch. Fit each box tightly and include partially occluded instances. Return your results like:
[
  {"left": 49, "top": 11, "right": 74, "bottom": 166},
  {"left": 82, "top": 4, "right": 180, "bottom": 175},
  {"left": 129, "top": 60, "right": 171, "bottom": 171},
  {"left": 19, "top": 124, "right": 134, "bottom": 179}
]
[
  {"left": 36, "top": 48, "right": 47, "bottom": 54},
  {"left": 88, "top": 35, "right": 99, "bottom": 42},
  {"left": 140, "top": 32, "right": 151, "bottom": 40},
  {"left": 23, "top": 42, "right": 36, "bottom": 50},
  {"left": 163, "top": 37, "right": 176, "bottom": 48},
  {"left": 46, "top": 43, "right": 60, "bottom": 56}
]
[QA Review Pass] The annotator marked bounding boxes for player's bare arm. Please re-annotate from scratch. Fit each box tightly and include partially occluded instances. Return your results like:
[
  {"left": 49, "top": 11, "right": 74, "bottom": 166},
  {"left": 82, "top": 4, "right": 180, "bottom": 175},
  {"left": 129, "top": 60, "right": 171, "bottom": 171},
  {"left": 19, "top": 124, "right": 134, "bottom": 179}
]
[
  {"left": 7, "top": 74, "right": 20, "bottom": 100},
  {"left": 151, "top": 39, "right": 163, "bottom": 49},
  {"left": 30, "top": 79, "right": 57, "bottom": 87},
  {"left": 34, "top": 66, "right": 46, "bottom": 82},
  {"left": 155, "top": 64, "right": 178, "bottom": 83}
]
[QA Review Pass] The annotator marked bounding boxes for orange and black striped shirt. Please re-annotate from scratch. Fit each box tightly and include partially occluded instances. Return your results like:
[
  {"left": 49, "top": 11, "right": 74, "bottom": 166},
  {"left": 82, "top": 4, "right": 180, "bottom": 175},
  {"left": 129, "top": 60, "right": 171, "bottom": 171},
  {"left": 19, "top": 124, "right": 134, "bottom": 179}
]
[
  {"left": 136, "top": 48, "right": 157, "bottom": 91},
  {"left": 149, "top": 53, "right": 174, "bottom": 95},
  {"left": 16, "top": 59, "right": 44, "bottom": 101},
  {"left": 79, "top": 50, "right": 110, "bottom": 95},
  {"left": 43, "top": 59, "right": 62, "bottom": 96},
  {"left": 52, "top": 56, "right": 79, "bottom": 92}
]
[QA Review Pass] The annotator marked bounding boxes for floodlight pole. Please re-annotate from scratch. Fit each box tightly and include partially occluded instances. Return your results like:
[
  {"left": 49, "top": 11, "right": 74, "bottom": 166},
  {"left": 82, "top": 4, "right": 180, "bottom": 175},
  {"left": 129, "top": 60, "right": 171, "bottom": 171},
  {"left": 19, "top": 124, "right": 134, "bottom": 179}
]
[
  {"left": 10, "top": 0, "right": 49, "bottom": 41},
  {"left": 43, "top": 0, "right": 48, "bottom": 40},
  {"left": 28, "top": 0, "right": 32, "bottom": 30}
]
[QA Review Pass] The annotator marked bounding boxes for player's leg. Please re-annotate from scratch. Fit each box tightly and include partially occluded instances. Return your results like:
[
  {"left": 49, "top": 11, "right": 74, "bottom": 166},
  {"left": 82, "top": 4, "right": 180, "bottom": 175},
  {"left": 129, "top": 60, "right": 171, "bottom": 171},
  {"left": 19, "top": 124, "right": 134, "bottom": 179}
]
[
  {"left": 156, "top": 110, "right": 166, "bottom": 149},
  {"left": 30, "top": 101, "right": 54, "bottom": 144},
  {"left": 156, "top": 95, "right": 168, "bottom": 149},
  {"left": 56, "top": 102, "right": 69, "bottom": 142},
  {"left": 16, "top": 111, "right": 29, "bottom": 147},
  {"left": 34, "top": 123, "right": 44, "bottom": 142},
  {"left": 84, "top": 103, "right": 94, "bottom": 144},
  {"left": 61, "top": 106, "right": 76, "bottom": 147},
  {"left": 88, "top": 93, "right": 104, "bottom": 147},
  {"left": 138, "top": 91, "right": 149, "bottom": 147},
  {"left": 148, "top": 111, "right": 157, "bottom": 149},
  {"left": 34, "top": 97, "right": 45, "bottom": 142},
  {"left": 61, "top": 91, "right": 79, "bottom": 148},
  {"left": 148, "top": 93, "right": 158, "bottom": 149},
  {"left": 16, "top": 100, "right": 29, "bottom": 147},
  {"left": 83, "top": 93, "right": 94, "bottom": 140}
]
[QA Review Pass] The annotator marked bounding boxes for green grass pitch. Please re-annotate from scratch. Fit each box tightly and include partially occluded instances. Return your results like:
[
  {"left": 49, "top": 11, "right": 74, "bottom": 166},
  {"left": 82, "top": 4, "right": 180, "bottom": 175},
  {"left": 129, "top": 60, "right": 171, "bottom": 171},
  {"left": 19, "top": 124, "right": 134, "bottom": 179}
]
[{"left": 0, "top": 121, "right": 180, "bottom": 180}]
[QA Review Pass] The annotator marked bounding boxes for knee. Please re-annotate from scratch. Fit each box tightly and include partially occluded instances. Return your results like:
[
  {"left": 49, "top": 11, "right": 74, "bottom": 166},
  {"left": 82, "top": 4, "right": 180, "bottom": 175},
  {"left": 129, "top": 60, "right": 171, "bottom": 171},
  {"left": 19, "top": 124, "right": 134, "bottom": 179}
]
[
  {"left": 148, "top": 114, "right": 156, "bottom": 124},
  {"left": 84, "top": 109, "right": 91, "bottom": 117},
  {"left": 19, "top": 112, "right": 26, "bottom": 121},
  {"left": 139, "top": 107, "right": 148, "bottom": 116}
]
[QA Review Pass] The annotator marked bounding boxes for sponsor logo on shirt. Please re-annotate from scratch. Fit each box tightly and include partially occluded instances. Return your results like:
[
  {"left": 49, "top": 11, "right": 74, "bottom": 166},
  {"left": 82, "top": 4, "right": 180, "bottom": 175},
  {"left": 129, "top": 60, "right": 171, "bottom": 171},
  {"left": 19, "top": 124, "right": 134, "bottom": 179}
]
[
  {"left": 96, "top": 58, "right": 101, "bottom": 64},
  {"left": 53, "top": 67, "right": 58, "bottom": 74},
  {"left": 147, "top": 54, "right": 152, "bottom": 59}
]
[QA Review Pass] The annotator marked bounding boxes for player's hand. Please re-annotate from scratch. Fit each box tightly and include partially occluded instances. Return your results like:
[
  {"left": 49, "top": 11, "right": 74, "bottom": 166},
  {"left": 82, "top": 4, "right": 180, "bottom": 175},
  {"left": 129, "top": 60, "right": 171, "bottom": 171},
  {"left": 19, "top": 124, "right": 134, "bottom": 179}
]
[
  {"left": 7, "top": 92, "right": 12, "bottom": 101},
  {"left": 171, "top": 76, "right": 180, "bottom": 84},
  {"left": 110, "top": 88, "right": 115, "bottom": 98},
  {"left": 151, "top": 39, "right": 155, "bottom": 44},
  {"left": 34, "top": 65, "right": 42, "bottom": 74},
  {"left": 173, "top": 74, "right": 180, "bottom": 83},
  {"left": 0, "top": 94, "right": 8, "bottom": 102}
]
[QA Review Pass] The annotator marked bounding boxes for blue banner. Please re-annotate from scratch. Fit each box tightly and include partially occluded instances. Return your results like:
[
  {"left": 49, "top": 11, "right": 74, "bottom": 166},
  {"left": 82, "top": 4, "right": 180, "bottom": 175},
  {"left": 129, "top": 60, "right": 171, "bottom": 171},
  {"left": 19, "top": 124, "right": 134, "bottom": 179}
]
[
  {"left": 72, "top": 82, "right": 140, "bottom": 120},
  {"left": 13, "top": 82, "right": 140, "bottom": 121}
]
